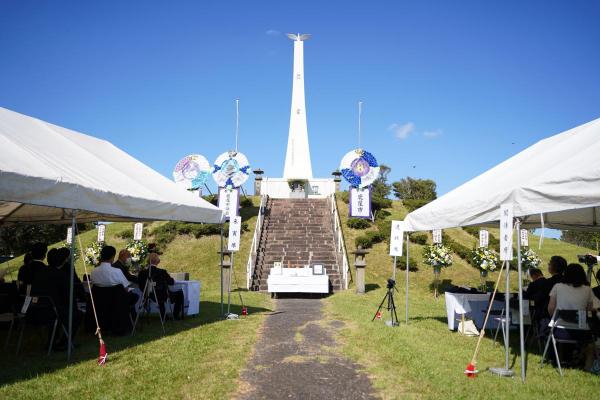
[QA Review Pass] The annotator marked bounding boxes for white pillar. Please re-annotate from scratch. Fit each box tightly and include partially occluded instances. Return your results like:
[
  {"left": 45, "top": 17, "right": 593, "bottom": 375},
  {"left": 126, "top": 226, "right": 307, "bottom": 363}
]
[{"left": 283, "top": 34, "right": 313, "bottom": 180}]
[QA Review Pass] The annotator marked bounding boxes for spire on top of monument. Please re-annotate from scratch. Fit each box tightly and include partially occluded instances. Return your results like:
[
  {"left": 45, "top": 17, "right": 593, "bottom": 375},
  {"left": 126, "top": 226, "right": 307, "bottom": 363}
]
[{"left": 283, "top": 33, "right": 313, "bottom": 180}]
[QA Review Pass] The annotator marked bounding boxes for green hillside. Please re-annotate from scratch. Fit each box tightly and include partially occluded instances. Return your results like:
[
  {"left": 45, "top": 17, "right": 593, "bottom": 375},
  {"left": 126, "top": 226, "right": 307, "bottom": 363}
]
[{"left": 1, "top": 196, "right": 598, "bottom": 399}]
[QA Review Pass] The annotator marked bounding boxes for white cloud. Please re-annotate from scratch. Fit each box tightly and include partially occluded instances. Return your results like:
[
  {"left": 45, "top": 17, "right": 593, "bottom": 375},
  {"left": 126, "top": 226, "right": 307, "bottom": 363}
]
[
  {"left": 389, "top": 122, "right": 415, "bottom": 140},
  {"left": 265, "top": 29, "right": 281, "bottom": 36},
  {"left": 423, "top": 129, "right": 442, "bottom": 138}
]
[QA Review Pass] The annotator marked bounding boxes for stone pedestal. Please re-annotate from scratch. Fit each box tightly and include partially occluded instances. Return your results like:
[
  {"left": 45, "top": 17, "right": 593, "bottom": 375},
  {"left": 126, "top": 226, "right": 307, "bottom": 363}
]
[{"left": 352, "top": 247, "right": 369, "bottom": 294}]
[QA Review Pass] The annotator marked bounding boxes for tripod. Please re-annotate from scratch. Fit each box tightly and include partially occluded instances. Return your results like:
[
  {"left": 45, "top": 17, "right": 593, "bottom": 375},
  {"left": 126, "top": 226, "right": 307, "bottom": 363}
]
[{"left": 372, "top": 279, "right": 400, "bottom": 327}]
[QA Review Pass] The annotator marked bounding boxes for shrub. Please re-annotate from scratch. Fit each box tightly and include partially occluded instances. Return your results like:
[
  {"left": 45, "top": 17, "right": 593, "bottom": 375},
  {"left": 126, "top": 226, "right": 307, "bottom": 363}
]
[
  {"left": 150, "top": 221, "right": 245, "bottom": 247},
  {"left": 240, "top": 197, "right": 253, "bottom": 208},
  {"left": 355, "top": 235, "right": 373, "bottom": 249},
  {"left": 409, "top": 233, "right": 428, "bottom": 245},
  {"left": 444, "top": 237, "right": 472, "bottom": 265},
  {"left": 371, "top": 196, "right": 392, "bottom": 212},
  {"left": 375, "top": 220, "right": 391, "bottom": 240},
  {"left": 338, "top": 191, "right": 350, "bottom": 204},
  {"left": 347, "top": 218, "right": 371, "bottom": 230},
  {"left": 395, "top": 255, "right": 418, "bottom": 271},
  {"left": 116, "top": 227, "right": 149, "bottom": 240}
]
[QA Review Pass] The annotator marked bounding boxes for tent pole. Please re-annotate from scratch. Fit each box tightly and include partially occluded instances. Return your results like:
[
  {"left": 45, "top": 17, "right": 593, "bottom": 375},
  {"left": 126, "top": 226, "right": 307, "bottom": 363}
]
[
  {"left": 405, "top": 233, "right": 410, "bottom": 324},
  {"left": 67, "top": 210, "right": 77, "bottom": 361},
  {"left": 504, "top": 242, "right": 510, "bottom": 370},
  {"left": 516, "top": 219, "right": 526, "bottom": 382}
]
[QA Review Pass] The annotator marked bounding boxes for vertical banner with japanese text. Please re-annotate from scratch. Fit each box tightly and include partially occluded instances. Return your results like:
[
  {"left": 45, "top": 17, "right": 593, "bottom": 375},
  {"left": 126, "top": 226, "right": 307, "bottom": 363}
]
[
  {"left": 520, "top": 229, "right": 529, "bottom": 247},
  {"left": 500, "top": 204, "right": 514, "bottom": 261},
  {"left": 389, "top": 221, "right": 405, "bottom": 257},
  {"left": 97, "top": 224, "right": 106, "bottom": 243},
  {"left": 134, "top": 223, "right": 144, "bottom": 240},
  {"left": 228, "top": 216, "right": 242, "bottom": 252},
  {"left": 218, "top": 187, "right": 240, "bottom": 221},
  {"left": 479, "top": 229, "right": 489, "bottom": 248},
  {"left": 349, "top": 187, "right": 371, "bottom": 218},
  {"left": 432, "top": 229, "right": 442, "bottom": 244}
]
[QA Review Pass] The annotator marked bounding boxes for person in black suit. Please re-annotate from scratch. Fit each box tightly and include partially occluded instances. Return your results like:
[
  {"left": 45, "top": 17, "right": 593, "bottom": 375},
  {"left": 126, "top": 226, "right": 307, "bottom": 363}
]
[
  {"left": 524, "top": 268, "right": 546, "bottom": 321},
  {"left": 30, "top": 248, "right": 82, "bottom": 349},
  {"left": 112, "top": 249, "right": 138, "bottom": 284},
  {"left": 138, "top": 253, "right": 184, "bottom": 320},
  {"left": 18, "top": 243, "right": 47, "bottom": 294},
  {"left": 536, "top": 255, "right": 567, "bottom": 338}
]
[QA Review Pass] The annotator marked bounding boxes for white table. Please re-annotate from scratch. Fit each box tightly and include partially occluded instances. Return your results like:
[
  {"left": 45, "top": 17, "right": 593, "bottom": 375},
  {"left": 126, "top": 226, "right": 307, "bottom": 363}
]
[
  {"left": 445, "top": 292, "right": 503, "bottom": 331},
  {"left": 267, "top": 268, "right": 329, "bottom": 294},
  {"left": 149, "top": 280, "right": 201, "bottom": 316}
]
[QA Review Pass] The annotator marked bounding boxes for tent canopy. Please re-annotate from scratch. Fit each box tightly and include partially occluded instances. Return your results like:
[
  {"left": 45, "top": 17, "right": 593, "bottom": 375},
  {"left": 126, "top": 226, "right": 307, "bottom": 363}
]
[
  {"left": 404, "top": 117, "right": 600, "bottom": 232},
  {"left": 0, "top": 107, "right": 224, "bottom": 225}
]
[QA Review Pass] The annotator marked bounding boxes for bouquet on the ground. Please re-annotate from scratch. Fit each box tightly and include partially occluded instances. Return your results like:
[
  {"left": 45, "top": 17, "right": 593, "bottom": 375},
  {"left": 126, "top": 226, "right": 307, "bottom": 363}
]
[
  {"left": 59, "top": 242, "right": 79, "bottom": 261},
  {"left": 422, "top": 244, "right": 453, "bottom": 268},
  {"left": 470, "top": 247, "right": 499, "bottom": 272},
  {"left": 126, "top": 239, "right": 148, "bottom": 264},
  {"left": 520, "top": 247, "right": 541, "bottom": 270},
  {"left": 84, "top": 242, "right": 103, "bottom": 266}
]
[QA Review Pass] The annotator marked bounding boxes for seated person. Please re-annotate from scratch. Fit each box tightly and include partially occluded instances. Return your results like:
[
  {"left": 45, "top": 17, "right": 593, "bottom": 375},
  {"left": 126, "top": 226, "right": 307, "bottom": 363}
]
[
  {"left": 90, "top": 246, "right": 139, "bottom": 307},
  {"left": 112, "top": 249, "right": 138, "bottom": 284},
  {"left": 18, "top": 244, "right": 46, "bottom": 294},
  {"left": 31, "top": 248, "right": 82, "bottom": 348},
  {"left": 138, "top": 253, "right": 184, "bottom": 320},
  {"left": 548, "top": 263, "right": 597, "bottom": 371},
  {"left": 539, "top": 255, "right": 567, "bottom": 320},
  {"left": 55, "top": 247, "right": 86, "bottom": 303},
  {"left": 525, "top": 268, "right": 547, "bottom": 319}
]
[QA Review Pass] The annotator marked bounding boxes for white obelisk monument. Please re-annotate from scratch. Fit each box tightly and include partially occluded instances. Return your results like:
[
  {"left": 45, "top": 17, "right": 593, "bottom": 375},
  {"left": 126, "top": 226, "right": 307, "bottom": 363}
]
[
  {"left": 283, "top": 33, "right": 313, "bottom": 180},
  {"left": 260, "top": 33, "right": 335, "bottom": 198}
]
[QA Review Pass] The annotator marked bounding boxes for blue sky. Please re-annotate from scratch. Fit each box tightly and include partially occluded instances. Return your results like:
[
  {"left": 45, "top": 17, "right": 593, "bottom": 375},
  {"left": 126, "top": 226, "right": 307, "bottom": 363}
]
[{"left": 1, "top": 0, "right": 599, "bottom": 201}]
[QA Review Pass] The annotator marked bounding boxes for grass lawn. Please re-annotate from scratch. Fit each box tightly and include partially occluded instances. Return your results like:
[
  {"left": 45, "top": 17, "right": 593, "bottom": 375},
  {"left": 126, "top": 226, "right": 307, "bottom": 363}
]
[
  {"left": 0, "top": 197, "right": 273, "bottom": 399},
  {"left": 325, "top": 198, "right": 600, "bottom": 399}
]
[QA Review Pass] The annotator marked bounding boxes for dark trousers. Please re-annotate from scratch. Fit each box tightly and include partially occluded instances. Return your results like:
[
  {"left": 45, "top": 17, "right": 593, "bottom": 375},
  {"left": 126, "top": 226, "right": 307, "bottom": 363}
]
[{"left": 156, "top": 290, "right": 184, "bottom": 319}]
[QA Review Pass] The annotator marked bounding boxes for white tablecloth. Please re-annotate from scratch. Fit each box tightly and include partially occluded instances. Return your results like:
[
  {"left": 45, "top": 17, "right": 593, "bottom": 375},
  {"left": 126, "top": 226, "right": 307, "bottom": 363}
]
[
  {"left": 267, "top": 268, "right": 329, "bottom": 293},
  {"left": 149, "top": 280, "right": 201, "bottom": 316},
  {"left": 445, "top": 292, "right": 503, "bottom": 331}
]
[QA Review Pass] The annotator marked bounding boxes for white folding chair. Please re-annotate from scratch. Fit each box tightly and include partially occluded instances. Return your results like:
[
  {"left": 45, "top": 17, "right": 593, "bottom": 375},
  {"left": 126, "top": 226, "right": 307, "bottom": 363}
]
[{"left": 540, "top": 309, "right": 591, "bottom": 376}]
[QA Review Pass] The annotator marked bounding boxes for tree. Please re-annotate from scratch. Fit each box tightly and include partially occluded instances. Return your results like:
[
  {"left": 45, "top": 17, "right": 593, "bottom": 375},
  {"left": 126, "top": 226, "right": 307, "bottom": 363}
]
[
  {"left": 392, "top": 177, "right": 437, "bottom": 212},
  {"left": 371, "top": 164, "right": 391, "bottom": 199},
  {"left": 560, "top": 230, "right": 600, "bottom": 251},
  {"left": 392, "top": 177, "right": 437, "bottom": 201},
  {"left": 0, "top": 223, "right": 94, "bottom": 257}
]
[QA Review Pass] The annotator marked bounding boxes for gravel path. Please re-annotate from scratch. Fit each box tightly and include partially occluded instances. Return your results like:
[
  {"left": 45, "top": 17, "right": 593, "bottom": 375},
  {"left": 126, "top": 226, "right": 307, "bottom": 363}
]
[{"left": 237, "top": 298, "right": 376, "bottom": 400}]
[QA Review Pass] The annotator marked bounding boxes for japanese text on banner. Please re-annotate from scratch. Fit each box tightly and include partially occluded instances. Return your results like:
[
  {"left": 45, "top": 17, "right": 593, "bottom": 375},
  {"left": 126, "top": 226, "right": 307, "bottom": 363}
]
[
  {"left": 500, "top": 204, "right": 514, "bottom": 261},
  {"left": 479, "top": 229, "right": 489, "bottom": 248},
  {"left": 228, "top": 216, "right": 242, "bottom": 252},
  {"left": 97, "top": 224, "right": 106, "bottom": 243},
  {"left": 134, "top": 223, "right": 144, "bottom": 240},
  {"left": 389, "top": 221, "right": 405, "bottom": 256}
]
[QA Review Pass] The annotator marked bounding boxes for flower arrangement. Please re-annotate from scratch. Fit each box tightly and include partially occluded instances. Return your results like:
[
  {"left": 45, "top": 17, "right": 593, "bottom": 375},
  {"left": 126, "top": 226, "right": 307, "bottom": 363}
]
[
  {"left": 59, "top": 242, "right": 79, "bottom": 261},
  {"left": 422, "top": 244, "right": 453, "bottom": 268},
  {"left": 84, "top": 242, "right": 103, "bottom": 266},
  {"left": 126, "top": 239, "right": 148, "bottom": 263},
  {"left": 520, "top": 247, "right": 541, "bottom": 270},
  {"left": 470, "top": 247, "right": 499, "bottom": 272}
]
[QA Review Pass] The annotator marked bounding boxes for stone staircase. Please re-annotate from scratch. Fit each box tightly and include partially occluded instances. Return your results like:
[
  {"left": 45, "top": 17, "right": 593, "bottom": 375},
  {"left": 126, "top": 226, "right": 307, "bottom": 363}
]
[{"left": 251, "top": 198, "right": 342, "bottom": 292}]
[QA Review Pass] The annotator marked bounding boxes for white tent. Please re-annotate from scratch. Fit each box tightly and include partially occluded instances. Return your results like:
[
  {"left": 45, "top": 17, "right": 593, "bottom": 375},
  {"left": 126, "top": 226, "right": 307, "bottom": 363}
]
[
  {"left": 0, "top": 107, "right": 224, "bottom": 225},
  {"left": 404, "top": 117, "right": 600, "bottom": 232},
  {"left": 402, "top": 116, "right": 600, "bottom": 382}
]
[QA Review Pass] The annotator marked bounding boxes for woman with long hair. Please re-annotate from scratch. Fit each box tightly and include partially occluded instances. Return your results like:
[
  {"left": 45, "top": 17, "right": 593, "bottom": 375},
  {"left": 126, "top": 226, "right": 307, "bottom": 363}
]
[{"left": 548, "top": 263, "right": 599, "bottom": 371}]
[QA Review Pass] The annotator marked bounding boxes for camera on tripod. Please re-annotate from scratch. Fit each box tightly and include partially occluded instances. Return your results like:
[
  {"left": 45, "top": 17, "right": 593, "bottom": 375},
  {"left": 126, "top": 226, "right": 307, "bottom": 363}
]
[
  {"left": 387, "top": 279, "right": 396, "bottom": 289},
  {"left": 577, "top": 254, "right": 598, "bottom": 266}
]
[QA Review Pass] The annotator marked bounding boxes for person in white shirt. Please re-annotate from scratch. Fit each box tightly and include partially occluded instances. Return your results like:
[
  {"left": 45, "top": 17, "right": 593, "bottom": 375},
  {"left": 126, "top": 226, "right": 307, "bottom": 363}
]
[
  {"left": 548, "top": 263, "right": 597, "bottom": 371},
  {"left": 91, "top": 245, "right": 139, "bottom": 307},
  {"left": 91, "top": 245, "right": 133, "bottom": 289}
]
